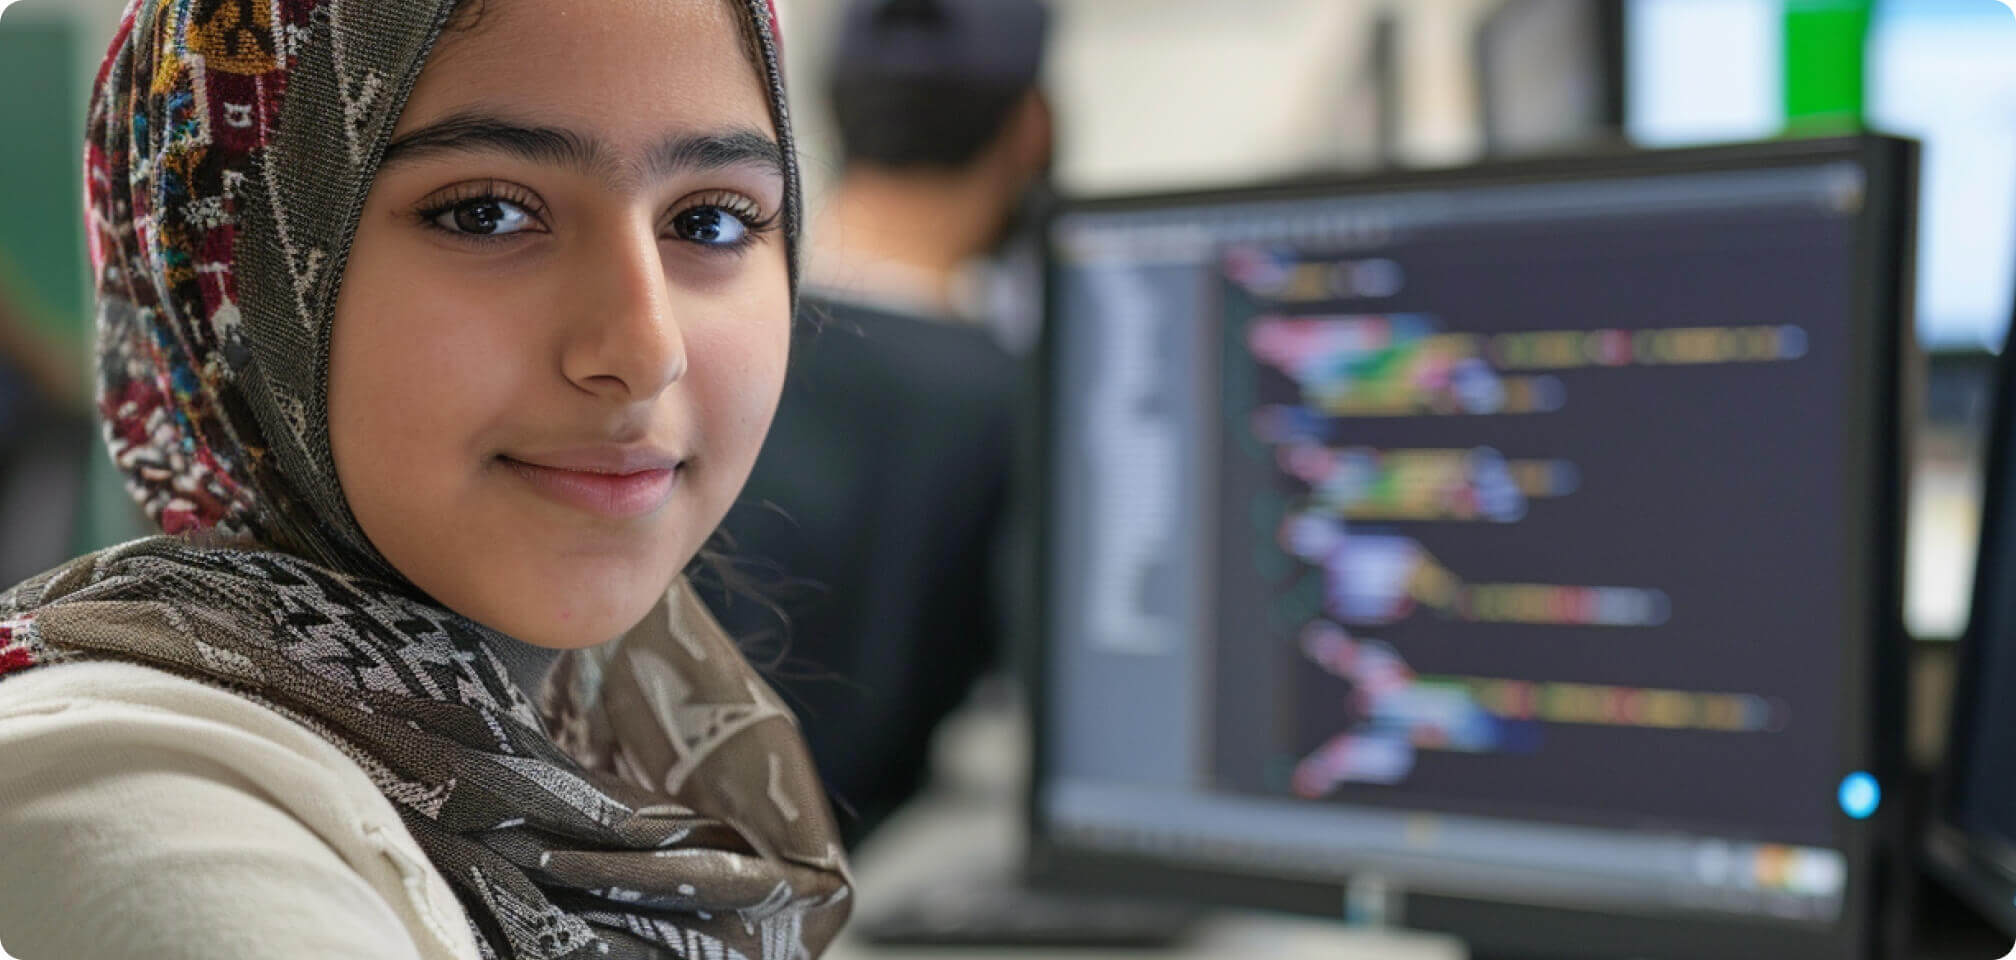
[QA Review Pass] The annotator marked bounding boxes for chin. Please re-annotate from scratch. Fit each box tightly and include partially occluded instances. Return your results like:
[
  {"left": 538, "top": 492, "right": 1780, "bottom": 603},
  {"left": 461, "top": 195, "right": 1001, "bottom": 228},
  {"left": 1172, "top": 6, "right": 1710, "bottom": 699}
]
[
  {"left": 375, "top": 489, "right": 712, "bottom": 650},
  {"left": 455, "top": 552, "right": 678, "bottom": 651},
  {"left": 500, "top": 593, "right": 661, "bottom": 651}
]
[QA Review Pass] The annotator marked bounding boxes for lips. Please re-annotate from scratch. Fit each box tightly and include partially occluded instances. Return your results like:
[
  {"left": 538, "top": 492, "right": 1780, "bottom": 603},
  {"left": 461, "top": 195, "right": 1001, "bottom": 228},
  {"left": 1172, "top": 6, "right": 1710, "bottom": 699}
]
[{"left": 499, "top": 448, "right": 684, "bottom": 520}]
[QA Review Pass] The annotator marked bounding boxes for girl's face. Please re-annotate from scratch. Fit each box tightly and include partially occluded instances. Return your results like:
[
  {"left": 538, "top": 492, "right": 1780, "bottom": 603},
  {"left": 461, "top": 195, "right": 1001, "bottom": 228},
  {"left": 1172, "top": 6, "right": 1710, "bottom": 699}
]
[{"left": 329, "top": 0, "right": 791, "bottom": 650}]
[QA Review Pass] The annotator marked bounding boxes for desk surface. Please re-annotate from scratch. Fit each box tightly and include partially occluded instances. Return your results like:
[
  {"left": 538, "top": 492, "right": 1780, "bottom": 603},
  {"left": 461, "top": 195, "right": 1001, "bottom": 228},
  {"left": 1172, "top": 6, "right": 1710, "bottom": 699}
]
[
  {"left": 826, "top": 776, "right": 1463, "bottom": 960},
  {"left": 820, "top": 689, "right": 2007, "bottom": 960}
]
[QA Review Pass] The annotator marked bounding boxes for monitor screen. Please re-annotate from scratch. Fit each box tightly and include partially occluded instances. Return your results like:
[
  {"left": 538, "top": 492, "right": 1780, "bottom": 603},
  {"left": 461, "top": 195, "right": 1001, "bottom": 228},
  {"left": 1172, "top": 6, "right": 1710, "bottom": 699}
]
[{"left": 1033, "top": 138, "right": 1913, "bottom": 960}]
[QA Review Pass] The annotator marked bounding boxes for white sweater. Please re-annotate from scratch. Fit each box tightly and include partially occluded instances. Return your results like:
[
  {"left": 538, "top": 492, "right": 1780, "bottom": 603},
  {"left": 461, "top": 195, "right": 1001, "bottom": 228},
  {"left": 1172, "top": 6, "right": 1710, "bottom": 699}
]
[{"left": 0, "top": 660, "right": 481, "bottom": 960}]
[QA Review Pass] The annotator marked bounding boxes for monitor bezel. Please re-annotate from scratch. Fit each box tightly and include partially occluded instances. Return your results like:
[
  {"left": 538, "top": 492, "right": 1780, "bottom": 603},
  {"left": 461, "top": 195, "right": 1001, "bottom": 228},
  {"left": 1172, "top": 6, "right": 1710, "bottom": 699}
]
[
  {"left": 1926, "top": 196, "right": 2016, "bottom": 938},
  {"left": 1023, "top": 134, "right": 1918, "bottom": 960}
]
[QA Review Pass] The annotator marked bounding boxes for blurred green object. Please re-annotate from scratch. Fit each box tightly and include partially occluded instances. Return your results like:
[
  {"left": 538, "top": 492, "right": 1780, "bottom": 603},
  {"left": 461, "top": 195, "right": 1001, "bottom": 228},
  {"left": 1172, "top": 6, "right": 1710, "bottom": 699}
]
[
  {"left": 0, "top": 18, "right": 87, "bottom": 336},
  {"left": 0, "top": 14, "right": 149, "bottom": 556},
  {"left": 1783, "top": 0, "right": 1870, "bottom": 135}
]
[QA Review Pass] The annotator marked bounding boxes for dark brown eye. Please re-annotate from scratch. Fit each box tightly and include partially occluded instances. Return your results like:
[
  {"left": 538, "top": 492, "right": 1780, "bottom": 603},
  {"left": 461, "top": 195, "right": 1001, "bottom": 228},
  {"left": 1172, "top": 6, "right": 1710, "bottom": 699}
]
[
  {"left": 434, "top": 198, "right": 533, "bottom": 236},
  {"left": 671, "top": 206, "right": 750, "bottom": 247}
]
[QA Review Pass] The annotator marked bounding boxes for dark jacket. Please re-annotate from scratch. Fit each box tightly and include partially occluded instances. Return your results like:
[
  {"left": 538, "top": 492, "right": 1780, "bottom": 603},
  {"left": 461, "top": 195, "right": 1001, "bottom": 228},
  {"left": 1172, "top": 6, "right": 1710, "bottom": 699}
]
[{"left": 705, "top": 296, "right": 1018, "bottom": 847}]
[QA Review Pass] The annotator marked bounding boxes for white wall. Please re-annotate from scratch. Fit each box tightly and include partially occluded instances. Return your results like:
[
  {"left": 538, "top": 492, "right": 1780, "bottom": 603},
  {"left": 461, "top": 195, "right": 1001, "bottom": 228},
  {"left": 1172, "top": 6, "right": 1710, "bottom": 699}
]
[
  {"left": 1047, "top": 0, "right": 1382, "bottom": 193},
  {"left": 778, "top": 0, "right": 1501, "bottom": 205},
  {"left": 1048, "top": 0, "right": 1500, "bottom": 193}
]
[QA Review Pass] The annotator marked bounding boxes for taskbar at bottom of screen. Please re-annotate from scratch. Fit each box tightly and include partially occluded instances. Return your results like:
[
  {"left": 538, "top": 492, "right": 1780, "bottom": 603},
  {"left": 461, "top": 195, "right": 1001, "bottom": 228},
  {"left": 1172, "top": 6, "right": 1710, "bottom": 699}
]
[{"left": 1043, "top": 779, "right": 1846, "bottom": 925}]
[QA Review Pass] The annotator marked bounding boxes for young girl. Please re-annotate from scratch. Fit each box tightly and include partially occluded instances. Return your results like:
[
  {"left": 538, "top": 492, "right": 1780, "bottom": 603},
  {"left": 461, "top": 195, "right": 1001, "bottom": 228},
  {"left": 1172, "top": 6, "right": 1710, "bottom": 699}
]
[{"left": 0, "top": 0, "right": 851, "bottom": 957}]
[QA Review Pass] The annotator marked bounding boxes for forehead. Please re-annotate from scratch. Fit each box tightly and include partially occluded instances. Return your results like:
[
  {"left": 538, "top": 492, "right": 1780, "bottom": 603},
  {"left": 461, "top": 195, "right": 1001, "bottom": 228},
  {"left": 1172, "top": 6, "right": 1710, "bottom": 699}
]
[{"left": 401, "top": 0, "right": 773, "bottom": 144}]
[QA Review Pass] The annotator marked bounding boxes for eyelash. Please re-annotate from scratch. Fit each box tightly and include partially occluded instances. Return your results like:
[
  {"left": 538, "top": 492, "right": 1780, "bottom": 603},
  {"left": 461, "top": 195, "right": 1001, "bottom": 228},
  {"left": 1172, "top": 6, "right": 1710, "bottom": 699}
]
[{"left": 411, "top": 181, "right": 780, "bottom": 255}]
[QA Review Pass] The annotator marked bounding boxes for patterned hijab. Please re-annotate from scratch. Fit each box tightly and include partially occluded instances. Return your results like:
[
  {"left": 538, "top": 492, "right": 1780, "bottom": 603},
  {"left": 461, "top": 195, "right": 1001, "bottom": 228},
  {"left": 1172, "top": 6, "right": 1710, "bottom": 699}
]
[{"left": 0, "top": 0, "right": 851, "bottom": 957}]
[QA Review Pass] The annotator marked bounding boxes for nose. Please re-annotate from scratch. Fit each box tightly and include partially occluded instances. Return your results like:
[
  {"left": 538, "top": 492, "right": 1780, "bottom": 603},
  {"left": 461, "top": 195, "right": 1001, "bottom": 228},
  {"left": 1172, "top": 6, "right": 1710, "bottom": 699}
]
[{"left": 560, "top": 221, "right": 687, "bottom": 402}]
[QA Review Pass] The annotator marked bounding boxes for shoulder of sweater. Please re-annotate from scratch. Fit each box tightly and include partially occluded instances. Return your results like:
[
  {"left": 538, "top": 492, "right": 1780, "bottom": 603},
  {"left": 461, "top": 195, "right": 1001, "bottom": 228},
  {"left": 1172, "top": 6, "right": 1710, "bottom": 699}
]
[
  {"left": 0, "top": 658, "right": 382, "bottom": 778},
  {"left": 0, "top": 659, "right": 480, "bottom": 960}
]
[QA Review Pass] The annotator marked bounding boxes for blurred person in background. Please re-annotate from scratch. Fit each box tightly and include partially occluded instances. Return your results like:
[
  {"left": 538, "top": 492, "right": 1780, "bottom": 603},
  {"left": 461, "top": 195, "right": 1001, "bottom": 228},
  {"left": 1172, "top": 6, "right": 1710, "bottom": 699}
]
[{"left": 705, "top": 0, "right": 1052, "bottom": 848}]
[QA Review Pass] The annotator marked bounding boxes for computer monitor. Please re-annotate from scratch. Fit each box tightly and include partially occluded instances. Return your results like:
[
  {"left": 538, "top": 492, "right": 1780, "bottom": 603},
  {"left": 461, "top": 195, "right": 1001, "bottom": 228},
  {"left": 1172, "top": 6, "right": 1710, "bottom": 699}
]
[
  {"left": 1927, "top": 286, "right": 2016, "bottom": 935},
  {"left": 1030, "top": 136, "right": 1917, "bottom": 960}
]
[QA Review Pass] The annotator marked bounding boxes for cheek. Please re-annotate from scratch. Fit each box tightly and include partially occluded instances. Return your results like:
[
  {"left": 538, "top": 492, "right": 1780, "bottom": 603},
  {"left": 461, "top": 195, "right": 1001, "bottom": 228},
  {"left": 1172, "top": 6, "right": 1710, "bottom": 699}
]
[
  {"left": 684, "top": 278, "right": 792, "bottom": 476},
  {"left": 329, "top": 240, "right": 532, "bottom": 502}
]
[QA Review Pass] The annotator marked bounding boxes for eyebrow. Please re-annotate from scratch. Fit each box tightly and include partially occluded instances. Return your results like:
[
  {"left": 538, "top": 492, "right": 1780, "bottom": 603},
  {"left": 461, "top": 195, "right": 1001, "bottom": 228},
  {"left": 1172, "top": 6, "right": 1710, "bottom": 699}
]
[{"left": 378, "top": 112, "right": 785, "bottom": 189}]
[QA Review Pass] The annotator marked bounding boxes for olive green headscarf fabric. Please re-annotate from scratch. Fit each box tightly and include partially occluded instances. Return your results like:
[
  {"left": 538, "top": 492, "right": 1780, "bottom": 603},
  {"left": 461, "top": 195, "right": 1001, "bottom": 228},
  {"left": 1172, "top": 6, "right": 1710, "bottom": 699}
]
[{"left": 0, "top": 0, "right": 850, "bottom": 957}]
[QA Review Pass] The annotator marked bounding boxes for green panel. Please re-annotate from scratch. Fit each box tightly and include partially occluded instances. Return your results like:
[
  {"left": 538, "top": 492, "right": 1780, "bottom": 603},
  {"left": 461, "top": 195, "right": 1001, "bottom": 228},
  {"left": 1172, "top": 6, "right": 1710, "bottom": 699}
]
[
  {"left": 0, "top": 18, "right": 88, "bottom": 337},
  {"left": 1782, "top": 0, "right": 1870, "bottom": 134},
  {"left": 0, "top": 16, "right": 148, "bottom": 554}
]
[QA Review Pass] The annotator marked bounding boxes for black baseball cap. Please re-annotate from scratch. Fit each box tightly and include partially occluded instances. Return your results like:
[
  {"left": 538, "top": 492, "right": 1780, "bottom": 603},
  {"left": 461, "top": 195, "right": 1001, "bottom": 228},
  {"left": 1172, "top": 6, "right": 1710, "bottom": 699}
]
[{"left": 832, "top": 0, "right": 1051, "bottom": 86}]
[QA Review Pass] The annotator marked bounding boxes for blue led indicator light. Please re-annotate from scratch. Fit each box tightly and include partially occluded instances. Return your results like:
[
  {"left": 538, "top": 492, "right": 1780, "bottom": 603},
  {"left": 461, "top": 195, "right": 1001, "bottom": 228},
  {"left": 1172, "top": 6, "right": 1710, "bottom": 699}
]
[{"left": 1838, "top": 772, "right": 1880, "bottom": 820}]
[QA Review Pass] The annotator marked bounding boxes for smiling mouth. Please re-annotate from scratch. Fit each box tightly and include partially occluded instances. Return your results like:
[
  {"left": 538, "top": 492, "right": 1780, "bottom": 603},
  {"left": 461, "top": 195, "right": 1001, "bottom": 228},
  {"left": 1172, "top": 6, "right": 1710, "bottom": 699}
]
[{"left": 499, "top": 455, "right": 684, "bottom": 520}]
